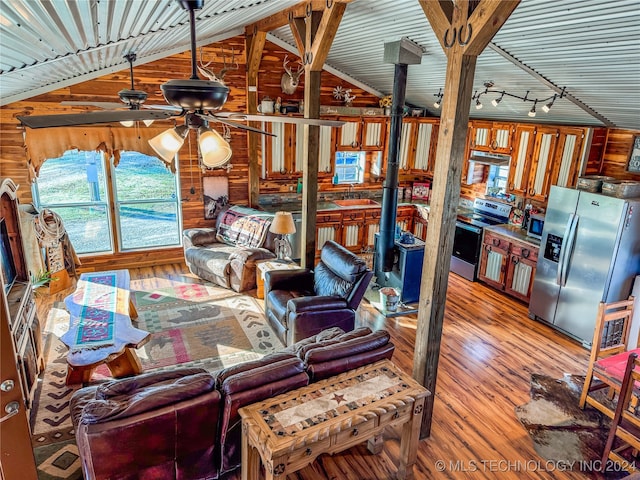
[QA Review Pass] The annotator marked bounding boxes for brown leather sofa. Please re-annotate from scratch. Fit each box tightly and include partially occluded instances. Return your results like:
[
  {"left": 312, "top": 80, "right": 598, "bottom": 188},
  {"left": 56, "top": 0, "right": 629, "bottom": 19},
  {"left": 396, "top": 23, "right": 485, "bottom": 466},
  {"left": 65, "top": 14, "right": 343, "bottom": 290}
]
[
  {"left": 70, "top": 326, "right": 394, "bottom": 480},
  {"left": 264, "top": 240, "right": 373, "bottom": 346},
  {"left": 183, "top": 206, "right": 277, "bottom": 292}
]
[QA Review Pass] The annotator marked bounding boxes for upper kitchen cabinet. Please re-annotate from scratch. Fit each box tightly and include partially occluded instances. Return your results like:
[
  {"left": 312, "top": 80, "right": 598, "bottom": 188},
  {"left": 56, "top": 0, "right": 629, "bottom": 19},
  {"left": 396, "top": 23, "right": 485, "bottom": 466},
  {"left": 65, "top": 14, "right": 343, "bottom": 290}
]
[
  {"left": 550, "top": 127, "right": 586, "bottom": 189},
  {"left": 263, "top": 122, "right": 336, "bottom": 178},
  {"left": 507, "top": 125, "right": 536, "bottom": 196},
  {"left": 527, "top": 126, "right": 559, "bottom": 202},
  {"left": 335, "top": 116, "right": 387, "bottom": 151},
  {"left": 411, "top": 119, "right": 439, "bottom": 175},
  {"left": 469, "top": 121, "right": 515, "bottom": 154}
]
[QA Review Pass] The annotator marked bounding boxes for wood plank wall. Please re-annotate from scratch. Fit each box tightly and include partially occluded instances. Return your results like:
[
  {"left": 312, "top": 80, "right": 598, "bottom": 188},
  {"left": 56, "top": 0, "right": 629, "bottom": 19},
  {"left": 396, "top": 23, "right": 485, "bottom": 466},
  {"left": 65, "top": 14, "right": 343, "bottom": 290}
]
[{"left": 0, "top": 35, "right": 638, "bottom": 270}]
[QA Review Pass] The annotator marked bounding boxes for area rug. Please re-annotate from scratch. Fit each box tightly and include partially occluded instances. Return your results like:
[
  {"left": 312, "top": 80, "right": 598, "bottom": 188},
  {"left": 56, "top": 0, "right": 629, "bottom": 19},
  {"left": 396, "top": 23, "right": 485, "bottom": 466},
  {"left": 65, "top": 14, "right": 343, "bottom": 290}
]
[
  {"left": 515, "top": 373, "right": 630, "bottom": 479},
  {"left": 30, "top": 280, "right": 282, "bottom": 479}
]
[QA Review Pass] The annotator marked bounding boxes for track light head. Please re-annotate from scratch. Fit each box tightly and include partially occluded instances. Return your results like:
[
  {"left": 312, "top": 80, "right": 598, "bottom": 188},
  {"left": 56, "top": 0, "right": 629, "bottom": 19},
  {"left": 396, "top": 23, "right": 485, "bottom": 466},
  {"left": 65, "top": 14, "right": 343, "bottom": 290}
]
[{"left": 528, "top": 101, "right": 537, "bottom": 118}]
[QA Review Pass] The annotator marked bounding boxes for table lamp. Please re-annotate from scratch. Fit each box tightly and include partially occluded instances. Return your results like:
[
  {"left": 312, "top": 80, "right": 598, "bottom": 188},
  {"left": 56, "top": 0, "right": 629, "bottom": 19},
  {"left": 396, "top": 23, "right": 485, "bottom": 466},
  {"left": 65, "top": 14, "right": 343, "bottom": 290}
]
[{"left": 270, "top": 211, "right": 296, "bottom": 261}]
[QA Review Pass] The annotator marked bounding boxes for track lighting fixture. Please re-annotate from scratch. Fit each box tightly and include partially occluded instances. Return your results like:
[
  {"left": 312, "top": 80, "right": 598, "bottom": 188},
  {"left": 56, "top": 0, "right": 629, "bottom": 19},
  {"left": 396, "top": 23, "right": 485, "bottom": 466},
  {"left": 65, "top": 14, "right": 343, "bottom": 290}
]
[
  {"left": 434, "top": 84, "right": 565, "bottom": 118},
  {"left": 433, "top": 88, "right": 443, "bottom": 109},
  {"left": 542, "top": 95, "right": 557, "bottom": 113}
]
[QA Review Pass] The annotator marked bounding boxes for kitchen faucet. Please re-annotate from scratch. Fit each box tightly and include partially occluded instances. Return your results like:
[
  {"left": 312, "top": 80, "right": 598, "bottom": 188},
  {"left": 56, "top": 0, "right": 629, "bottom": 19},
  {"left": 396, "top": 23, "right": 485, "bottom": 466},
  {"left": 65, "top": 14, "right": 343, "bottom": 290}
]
[{"left": 344, "top": 184, "right": 355, "bottom": 199}]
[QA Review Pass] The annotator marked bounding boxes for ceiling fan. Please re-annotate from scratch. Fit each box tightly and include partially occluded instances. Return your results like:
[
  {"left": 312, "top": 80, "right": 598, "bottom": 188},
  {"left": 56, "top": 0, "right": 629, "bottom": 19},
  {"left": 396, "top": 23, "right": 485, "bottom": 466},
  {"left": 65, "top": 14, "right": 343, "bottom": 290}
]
[{"left": 16, "top": 0, "right": 344, "bottom": 168}]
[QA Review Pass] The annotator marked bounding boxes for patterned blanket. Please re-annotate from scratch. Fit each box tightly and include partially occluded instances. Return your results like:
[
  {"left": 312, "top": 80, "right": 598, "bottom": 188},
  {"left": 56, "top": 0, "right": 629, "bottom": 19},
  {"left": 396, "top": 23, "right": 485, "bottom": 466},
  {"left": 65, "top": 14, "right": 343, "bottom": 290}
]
[{"left": 217, "top": 207, "right": 272, "bottom": 248}]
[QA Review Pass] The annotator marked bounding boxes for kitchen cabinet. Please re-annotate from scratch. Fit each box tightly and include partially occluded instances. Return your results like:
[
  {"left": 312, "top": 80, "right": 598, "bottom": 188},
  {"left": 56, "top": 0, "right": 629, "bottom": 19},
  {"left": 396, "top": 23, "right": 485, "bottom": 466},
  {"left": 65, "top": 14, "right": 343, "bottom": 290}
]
[
  {"left": 411, "top": 120, "right": 439, "bottom": 174},
  {"left": 478, "top": 228, "right": 539, "bottom": 304},
  {"left": 506, "top": 125, "right": 559, "bottom": 201},
  {"left": 335, "top": 116, "right": 387, "bottom": 151},
  {"left": 341, "top": 210, "right": 365, "bottom": 252},
  {"left": 396, "top": 205, "right": 414, "bottom": 233},
  {"left": 551, "top": 127, "right": 585, "bottom": 188},
  {"left": 527, "top": 126, "right": 559, "bottom": 202},
  {"left": 478, "top": 230, "right": 510, "bottom": 290},
  {"left": 412, "top": 205, "right": 429, "bottom": 241},
  {"left": 469, "top": 121, "right": 514, "bottom": 154},
  {"left": 364, "top": 208, "right": 381, "bottom": 249},
  {"left": 507, "top": 124, "right": 535, "bottom": 196},
  {"left": 316, "top": 211, "right": 343, "bottom": 257},
  {"left": 264, "top": 123, "right": 336, "bottom": 178}
]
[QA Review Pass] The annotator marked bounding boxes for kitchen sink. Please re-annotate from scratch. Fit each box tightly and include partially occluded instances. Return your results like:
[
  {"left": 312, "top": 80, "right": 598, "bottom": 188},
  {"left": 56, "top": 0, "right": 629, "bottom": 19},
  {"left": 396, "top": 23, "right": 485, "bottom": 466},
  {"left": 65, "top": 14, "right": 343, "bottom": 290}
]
[{"left": 332, "top": 198, "right": 381, "bottom": 207}]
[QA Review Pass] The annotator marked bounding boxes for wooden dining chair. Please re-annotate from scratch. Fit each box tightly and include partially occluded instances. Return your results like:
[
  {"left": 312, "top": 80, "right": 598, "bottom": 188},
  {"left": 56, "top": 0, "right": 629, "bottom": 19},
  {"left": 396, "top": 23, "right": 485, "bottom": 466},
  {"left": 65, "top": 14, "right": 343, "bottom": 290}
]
[
  {"left": 579, "top": 296, "right": 637, "bottom": 418},
  {"left": 601, "top": 352, "right": 640, "bottom": 474}
]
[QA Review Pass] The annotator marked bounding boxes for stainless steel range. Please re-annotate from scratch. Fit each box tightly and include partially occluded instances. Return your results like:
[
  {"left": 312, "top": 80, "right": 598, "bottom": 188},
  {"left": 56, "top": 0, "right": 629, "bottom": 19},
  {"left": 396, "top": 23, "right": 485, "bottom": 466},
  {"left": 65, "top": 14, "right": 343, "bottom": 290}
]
[{"left": 450, "top": 198, "right": 512, "bottom": 281}]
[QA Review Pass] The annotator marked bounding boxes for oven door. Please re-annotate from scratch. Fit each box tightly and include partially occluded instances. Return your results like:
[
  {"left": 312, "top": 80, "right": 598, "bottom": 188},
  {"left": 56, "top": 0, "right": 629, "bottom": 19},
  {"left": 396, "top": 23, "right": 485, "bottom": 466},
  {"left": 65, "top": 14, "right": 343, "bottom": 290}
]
[{"left": 450, "top": 221, "right": 483, "bottom": 281}]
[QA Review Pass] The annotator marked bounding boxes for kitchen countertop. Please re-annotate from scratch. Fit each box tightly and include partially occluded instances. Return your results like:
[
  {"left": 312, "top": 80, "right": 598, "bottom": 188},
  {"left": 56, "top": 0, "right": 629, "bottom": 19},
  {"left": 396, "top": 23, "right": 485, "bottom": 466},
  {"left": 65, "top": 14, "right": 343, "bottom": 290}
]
[
  {"left": 259, "top": 198, "right": 428, "bottom": 214},
  {"left": 484, "top": 224, "right": 541, "bottom": 248}
]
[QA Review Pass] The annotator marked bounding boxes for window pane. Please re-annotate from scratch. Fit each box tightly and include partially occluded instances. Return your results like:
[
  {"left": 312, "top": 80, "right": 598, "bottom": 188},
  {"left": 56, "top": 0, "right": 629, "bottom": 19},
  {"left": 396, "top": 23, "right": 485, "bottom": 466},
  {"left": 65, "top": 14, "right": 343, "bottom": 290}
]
[
  {"left": 115, "top": 152, "right": 177, "bottom": 201},
  {"left": 118, "top": 202, "right": 180, "bottom": 250},
  {"left": 37, "top": 151, "right": 107, "bottom": 204},
  {"left": 50, "top": 205, "right": 111, "bottom": 254}
]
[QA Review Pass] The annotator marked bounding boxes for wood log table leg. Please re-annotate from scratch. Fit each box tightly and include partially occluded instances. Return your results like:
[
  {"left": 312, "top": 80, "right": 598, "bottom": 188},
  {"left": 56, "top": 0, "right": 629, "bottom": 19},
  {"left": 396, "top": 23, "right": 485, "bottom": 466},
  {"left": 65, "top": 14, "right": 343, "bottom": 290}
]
[
  {"left": 128, "top": 298, "right": 138, "bottom": 320},
  {"left": 66, "top": 364, "right": 96, "bottom": 385},
  {"left": 397, "top": 398, "right": 425, "bottom": 480},
  {"left": 106, "top": 348, "right": 143, "bottom": 378}
]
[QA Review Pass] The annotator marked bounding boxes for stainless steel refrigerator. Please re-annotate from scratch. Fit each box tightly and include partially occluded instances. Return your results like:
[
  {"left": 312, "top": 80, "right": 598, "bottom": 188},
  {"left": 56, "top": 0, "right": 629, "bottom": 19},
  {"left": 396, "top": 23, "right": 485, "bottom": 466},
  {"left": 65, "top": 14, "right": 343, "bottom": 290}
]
[{"left": 529, "top": 185, "right": 640, "bottom": 346}]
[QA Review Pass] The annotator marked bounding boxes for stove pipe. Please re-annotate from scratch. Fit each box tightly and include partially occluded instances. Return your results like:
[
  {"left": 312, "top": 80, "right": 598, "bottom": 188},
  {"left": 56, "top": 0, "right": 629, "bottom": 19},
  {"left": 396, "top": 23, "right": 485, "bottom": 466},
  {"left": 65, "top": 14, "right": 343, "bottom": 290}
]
[{"left": 376, "top": 39, "right": 422, "bottom": 272}]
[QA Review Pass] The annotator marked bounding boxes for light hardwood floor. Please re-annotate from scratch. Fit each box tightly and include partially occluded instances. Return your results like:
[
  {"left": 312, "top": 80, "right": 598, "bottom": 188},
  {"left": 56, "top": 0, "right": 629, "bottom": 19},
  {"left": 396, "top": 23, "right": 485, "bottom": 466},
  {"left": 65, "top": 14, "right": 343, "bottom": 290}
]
[{"left": 35, "top": 264, "right": 592, "bottom": 480}]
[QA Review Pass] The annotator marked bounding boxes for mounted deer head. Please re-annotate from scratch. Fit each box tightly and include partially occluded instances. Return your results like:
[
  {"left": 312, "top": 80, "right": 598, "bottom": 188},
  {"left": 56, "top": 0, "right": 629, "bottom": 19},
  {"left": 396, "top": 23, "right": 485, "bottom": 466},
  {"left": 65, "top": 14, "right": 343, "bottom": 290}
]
[
  {"left": 281, "top": 55, "right": 304, "bottom": 95},
  {"left": 197, "top": 46, "right": 239, "bottom": 85}
]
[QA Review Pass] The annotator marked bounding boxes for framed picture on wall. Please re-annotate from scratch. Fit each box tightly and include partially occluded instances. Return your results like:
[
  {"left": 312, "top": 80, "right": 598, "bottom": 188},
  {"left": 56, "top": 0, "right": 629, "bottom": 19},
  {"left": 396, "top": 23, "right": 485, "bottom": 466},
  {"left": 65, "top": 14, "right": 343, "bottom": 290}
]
[
  {"left": 628, "top": 135, "right": 640, "bottom": 173},
  {"left": 203, "top": 176, "right": 229, "bottom": 220}
]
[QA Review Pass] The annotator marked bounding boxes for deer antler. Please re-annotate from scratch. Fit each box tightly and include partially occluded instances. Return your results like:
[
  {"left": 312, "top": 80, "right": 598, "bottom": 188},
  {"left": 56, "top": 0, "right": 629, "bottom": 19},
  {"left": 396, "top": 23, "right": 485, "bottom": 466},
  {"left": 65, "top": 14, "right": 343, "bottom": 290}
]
[
  {"left": 197, "top": 46, "right": 239, "bottom": 84},
  {"left": 283, "top": 54, "right": 293, "bottom": 76}
]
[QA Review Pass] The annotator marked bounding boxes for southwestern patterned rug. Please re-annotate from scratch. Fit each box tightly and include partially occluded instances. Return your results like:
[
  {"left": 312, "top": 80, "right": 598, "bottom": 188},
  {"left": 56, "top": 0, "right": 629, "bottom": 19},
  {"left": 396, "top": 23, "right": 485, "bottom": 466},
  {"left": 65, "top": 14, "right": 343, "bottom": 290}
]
[{"left": 31, "top": 279, "right": 282, "bottom": 479}]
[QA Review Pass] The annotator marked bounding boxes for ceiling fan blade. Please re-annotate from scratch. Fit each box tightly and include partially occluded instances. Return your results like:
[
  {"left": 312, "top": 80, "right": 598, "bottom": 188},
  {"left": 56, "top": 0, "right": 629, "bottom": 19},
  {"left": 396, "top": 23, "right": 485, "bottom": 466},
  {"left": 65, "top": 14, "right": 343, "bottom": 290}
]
[
  {"left": 17, "top": 110, "right": 177, "bottom": 129},
  {"left": 143, "top": 104, "right": 184, "bottom": 112},
  {"left": 61, "top": 100, "right": 126, "bottom": 110},
  {"left": 214, "top": 112, "right": 346, "bottom": 128},
  {"left": 198, "top": 113, "right": 275, "bottom": 137}
]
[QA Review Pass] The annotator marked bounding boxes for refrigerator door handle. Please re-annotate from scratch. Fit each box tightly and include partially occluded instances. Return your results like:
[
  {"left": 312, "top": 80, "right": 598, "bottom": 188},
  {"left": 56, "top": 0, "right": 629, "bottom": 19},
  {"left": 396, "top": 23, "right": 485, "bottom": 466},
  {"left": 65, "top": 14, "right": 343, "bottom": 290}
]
[
  {"left": 556, "top": 213, "right": 576, "bottom": 286},
  {"left": 560, "top": 214, "right": 579, "bottom": 287}
]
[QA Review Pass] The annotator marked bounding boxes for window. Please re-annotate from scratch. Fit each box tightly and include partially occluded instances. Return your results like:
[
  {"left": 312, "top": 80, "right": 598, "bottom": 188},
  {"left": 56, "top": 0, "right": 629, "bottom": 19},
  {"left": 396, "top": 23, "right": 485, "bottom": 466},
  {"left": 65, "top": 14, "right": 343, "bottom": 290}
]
[
  {"left": 334, "top": 151, "right": 365, "bottom": 184},
  {"left": 33, "top": 150, "right": 181, "bottom": 255}
]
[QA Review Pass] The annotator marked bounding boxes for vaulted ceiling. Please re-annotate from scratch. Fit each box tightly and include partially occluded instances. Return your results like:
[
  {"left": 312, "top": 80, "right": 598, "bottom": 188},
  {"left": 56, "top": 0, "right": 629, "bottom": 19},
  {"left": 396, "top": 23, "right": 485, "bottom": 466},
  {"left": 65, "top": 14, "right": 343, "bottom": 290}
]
[{"left": 1, "top": 0, "right": 638, "bottom": 130}]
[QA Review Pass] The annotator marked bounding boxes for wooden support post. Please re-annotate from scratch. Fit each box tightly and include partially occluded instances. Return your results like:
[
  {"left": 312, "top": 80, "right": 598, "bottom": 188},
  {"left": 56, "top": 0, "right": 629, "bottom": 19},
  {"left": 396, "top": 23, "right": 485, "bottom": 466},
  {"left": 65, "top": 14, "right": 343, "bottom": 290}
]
[
  {"left": 245, "top": 28, "right": 266, "bottom": 208},
  {"left": 415, "top": 0, "right": 520, "bottom": 439}
]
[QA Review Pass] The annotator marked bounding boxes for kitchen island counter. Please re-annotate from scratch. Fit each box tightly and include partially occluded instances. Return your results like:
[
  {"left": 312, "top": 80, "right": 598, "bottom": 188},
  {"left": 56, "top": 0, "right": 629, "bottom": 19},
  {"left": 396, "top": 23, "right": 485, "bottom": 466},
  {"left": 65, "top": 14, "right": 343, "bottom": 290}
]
[{"left": 484, "top": 224, "right": 541, "bottom": 248}]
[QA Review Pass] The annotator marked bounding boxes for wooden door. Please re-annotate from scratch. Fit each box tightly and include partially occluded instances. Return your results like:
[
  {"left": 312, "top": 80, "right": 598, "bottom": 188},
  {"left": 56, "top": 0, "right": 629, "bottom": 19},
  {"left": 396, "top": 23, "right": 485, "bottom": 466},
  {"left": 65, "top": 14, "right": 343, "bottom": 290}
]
[
  {"left": 340, "top": 210, "right": 365, "bottom": 252},
  {"left": 507, "top": 124, "right": 535, "bottom": 196},
  {"left": 363, "top": 209, "right": 381, "bottom": 249},
  {"left": 335, "top": 117, "right": 362, "bottom": 150},
  {"left": 552, "top": 127, "right": 585, "bottom": 188},
  {"left": 361, "top": 117, "right": 387, "bottom": 150},
  {"left": 490, "top": 122, "right": 514, "bottom": 153},
  {"left": 469, "top": 120, "right": 492, "bottom": 151},
  {"left": 505, "top": 253, "right": 537, "bottom": 303},
  {"left": 315, "top": 212, "right": 343, "bottom": 258},
  {"left": 0, "top": 294, "right": 37, "bottom": 480},
  {"left": 527, "top": 127, "right": 559, "bottom": 202}
]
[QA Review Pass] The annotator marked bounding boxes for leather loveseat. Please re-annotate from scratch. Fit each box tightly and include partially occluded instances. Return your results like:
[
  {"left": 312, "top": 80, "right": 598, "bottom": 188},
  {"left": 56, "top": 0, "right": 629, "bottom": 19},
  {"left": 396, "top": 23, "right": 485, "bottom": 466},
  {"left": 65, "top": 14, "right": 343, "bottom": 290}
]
[
  {"left": 70, "top": 326, "right": 394, "bottom": 480},
  {"left": 183, "top": 206, "right": 277, "bottom": 292},
  {"left": 264, "top": 240, "right": 373, "bottom": 345}
]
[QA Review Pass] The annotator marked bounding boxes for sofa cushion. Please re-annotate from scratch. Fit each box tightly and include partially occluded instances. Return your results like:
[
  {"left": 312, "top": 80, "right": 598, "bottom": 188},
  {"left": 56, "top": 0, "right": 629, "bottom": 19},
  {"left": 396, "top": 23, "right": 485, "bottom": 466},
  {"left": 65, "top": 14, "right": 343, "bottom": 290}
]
[
  {"left": 185, "top": 245, "right": 234, "bottom": 278},
  {"left": 95, "top": 367, "right": 208, "bottom": 399},
  {"left": 216, "top": 352, "right": 304, "bottom": 394},
  {"left": 216, "top": 207, "right": 272, "bottom": 248},
  {"left": 304, "top": 328, "right": 390, "bottom": 363},
  {"left": 76, "top": 372, "right": 216, "bottom": 424}
]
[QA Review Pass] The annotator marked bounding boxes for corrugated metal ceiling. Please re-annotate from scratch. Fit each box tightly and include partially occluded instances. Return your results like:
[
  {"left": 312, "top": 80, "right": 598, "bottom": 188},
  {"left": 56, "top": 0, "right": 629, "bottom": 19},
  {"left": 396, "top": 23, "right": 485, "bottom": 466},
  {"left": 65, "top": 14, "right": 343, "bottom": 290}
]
[{"left": 1, "top": 0, "right": 638, "bottom": 129}]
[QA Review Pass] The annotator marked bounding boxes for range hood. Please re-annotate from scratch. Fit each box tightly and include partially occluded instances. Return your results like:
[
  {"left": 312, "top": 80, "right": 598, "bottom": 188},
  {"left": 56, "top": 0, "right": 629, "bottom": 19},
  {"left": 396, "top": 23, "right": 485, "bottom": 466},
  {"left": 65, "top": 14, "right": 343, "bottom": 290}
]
[{"left": 469, "top": 150, "right": 511, "bottom": 166}]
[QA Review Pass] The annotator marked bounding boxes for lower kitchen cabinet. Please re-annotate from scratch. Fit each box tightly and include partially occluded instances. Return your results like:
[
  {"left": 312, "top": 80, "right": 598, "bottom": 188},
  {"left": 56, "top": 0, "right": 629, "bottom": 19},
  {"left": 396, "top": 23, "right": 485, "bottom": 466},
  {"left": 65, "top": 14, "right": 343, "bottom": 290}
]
[{"left": 478, "top": 228, "right": 539, "bottom": 304}]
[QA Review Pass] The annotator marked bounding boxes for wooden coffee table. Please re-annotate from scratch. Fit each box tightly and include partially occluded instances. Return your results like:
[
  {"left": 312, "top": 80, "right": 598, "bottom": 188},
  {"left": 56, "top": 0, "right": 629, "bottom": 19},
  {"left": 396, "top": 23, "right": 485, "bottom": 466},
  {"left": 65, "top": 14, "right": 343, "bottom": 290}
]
[
  {"left": 60, "top": 269, "right": 149, "bottom": 385},
  {"left": 239, "top": 359, "right": 429, "bottom": 480}
]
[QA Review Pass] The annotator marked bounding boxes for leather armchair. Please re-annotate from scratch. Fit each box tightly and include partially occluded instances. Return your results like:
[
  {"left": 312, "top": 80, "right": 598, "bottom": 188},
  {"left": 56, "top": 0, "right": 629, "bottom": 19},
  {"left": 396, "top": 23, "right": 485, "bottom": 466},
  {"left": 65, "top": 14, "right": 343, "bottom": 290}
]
[{"left": 264, "top": 240, "right": 373, "bottom": 345}]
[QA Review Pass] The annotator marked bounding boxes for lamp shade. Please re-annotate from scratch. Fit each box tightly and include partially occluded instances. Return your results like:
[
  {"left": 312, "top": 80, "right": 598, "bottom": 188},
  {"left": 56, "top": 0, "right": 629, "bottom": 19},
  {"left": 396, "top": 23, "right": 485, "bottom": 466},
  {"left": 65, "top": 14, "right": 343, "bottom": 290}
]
[
  {"left": 270, "top": 211, "right": 296, "bottom": 235},
  {"left": 149, "top": 125, "right": 188, "bottom": 163},
  {"left": 199, "top": 127, "right": 232, "bottom": 168}
]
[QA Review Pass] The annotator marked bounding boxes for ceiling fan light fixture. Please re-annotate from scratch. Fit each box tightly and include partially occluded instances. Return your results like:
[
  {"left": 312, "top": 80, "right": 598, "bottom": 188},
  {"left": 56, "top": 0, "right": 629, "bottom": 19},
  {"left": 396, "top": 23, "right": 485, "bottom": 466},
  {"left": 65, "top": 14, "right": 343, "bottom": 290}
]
[
  {"left": 120, "top": 120, "right": 135, "bottom": 127},
  {"left": 143, "top": 119, "right": 155, "bottom": 127},
  {"left": 198, "top": 126, "right": 232, "bottom": 168},
  {"left": 149, "top": 125, "right": 189, "bottom": 163}
]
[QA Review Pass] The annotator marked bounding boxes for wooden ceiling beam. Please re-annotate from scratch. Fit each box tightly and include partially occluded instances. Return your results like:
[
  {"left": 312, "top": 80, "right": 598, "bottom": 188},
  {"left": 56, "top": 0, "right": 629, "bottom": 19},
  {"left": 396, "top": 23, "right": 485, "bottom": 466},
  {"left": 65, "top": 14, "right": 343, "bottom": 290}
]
[
  {"left": 246, "top": 0, "right": 353, "bottom": 34},
  {"left": 464, "top": 0, "right": 519, "bottom": 56},
  {"left": 308, "top": 2, "right": 347, "bottom": 71}
]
